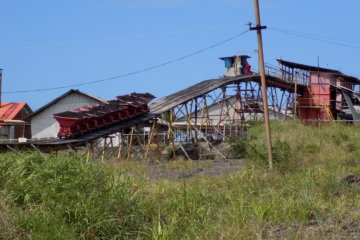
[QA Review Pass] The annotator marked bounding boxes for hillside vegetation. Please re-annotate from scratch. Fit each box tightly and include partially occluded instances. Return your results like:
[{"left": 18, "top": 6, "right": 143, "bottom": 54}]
[{"left": 1, "top": 120, "right": 360, "bottom": 239}]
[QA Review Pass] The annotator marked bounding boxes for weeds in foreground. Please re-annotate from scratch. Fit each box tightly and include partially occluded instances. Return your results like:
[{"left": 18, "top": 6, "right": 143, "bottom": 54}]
[
  {"left": 1, "top": 121, "right": 360, "bottom": 239},
  {"left": 136, "top": 121, "right": 360, "bottom": 239},
  {"left": 0, "top": 153, "right": 144, "bottom": 239}
]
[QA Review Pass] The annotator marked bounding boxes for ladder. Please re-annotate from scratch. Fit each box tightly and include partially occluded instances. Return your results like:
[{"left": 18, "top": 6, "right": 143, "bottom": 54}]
[{"left": 323, "top": 104, "right": 334, "bottom": 121}]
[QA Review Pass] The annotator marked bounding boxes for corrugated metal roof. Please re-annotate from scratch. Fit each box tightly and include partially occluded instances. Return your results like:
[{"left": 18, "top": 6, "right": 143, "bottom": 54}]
[
  {"left": 3, "top": 74, "right": 303, "bottom": 146},
  {"left": 219, "top": 55, "right": 251, "bottom": 60},
  {"left": 276, "top": 59, "right": 342, "bottom": 73},
  {"left": 0, "top": 102, "right": 28, "bottom": 120},
  {"left": 149, "top": 74, "right": 305, "bottom": 115},
  {"left": 277, "top": 59, "right": 360, "bottom": 84},
  {"left": 27, "top": 74, "right": 299, "bottom": 146},
  {"left": 27, "top": 89, "right": 107, "bottom": 119}
]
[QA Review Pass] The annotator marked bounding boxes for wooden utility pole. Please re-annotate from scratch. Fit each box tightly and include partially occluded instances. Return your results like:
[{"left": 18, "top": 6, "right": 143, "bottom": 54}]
[
  {"left": 0, "top": 69, "right": 2, "bottom": 108},
  {"left": 251, "top": 0, "right": 273, "bottom": 169}
]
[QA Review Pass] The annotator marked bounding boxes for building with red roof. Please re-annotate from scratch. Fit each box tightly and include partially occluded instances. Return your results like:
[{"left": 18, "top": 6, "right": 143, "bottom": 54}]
[{"left": 0, "top": 102, "right": 32, "bottom": 142}]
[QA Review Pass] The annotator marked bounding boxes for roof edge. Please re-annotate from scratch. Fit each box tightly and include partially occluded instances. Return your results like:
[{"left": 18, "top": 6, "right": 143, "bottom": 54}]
[
  {"left": 276, "top": 59, "right": 342, "bottom": 74},
  {"left": 27, "top": 89, "right": 106, "bottom": 119}
]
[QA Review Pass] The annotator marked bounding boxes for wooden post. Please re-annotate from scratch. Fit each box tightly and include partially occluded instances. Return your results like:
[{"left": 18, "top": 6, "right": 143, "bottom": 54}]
[
  {"left": 86, "top": 141, "right": 93, "bottom": 162},
  {"left": 127, "top": 127, "right": 135, "bottom": 161},
  {"left": 145, "top": 121, "right": 156, "bottom": 158},
  {"left": 194, "top": 99, "right": 198, "bottom": 142},
  {"left": 31, "top": 144, "right": 47, "bottom": 159},
  {"left": 154, "top": 121, "right": 161, "bottom": 159},
  {"left": 117, "top": 132, "right": 124, "bottom": 160},
  {"left": 167, "top": 111, "right": 176, "bottom": 159},
  {"left": 294, "top": 81, "right": 298, "bottom": 117},
  {"left": 101, "top": 137, "right": 107, "bottom": 162},
  {"left": 6, "top": 145, "right": 22, "bottom": 155},
  {"left": 252, "top": 0, "right": 273, "bottom": 169}
]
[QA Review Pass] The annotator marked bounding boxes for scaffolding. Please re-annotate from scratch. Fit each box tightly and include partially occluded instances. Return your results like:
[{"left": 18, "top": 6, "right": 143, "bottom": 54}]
[{"left": 4, "top": 59, "right": 360, "bottom": 161}]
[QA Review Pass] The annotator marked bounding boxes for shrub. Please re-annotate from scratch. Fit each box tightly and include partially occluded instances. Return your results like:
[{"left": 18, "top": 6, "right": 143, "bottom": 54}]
[
  {"left": 229, "top": 136, "right": 296, "bottom": 172},
  {"left": 226, "top": 137, "right": 247, "bottom": 158},
  {"left": 245, "top": 142, "right": 267, "bottom": 167},
  {"left": 272, "top": 140, "right": 296, "bottom": 172},
  {"left": 303, "top": 144, "right": 320, "bottom": 154},
  {"left": 0, "top": 152, "right": 144, "bottom": 239}
]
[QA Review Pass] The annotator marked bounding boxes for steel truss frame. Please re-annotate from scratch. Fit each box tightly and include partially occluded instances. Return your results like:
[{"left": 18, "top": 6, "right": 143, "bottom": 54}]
[
  {"left": 3, "top": 78, "right": 296, "bottom": 161},
  {"left": 83, "top": 79, "right": 295, "bottom": 161}
]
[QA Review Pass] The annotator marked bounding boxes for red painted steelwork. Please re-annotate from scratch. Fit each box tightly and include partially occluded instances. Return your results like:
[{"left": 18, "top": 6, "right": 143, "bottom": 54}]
[
  {"left": 298, "top": 73, "right": 334, "bottom": 122},
  {"left": 54, "top": 93, "right": 155, "bottom": 138}
]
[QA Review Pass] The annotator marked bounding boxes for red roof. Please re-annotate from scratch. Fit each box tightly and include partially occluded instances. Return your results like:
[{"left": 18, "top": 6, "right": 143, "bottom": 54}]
[{"left": 0, "top": 102, "right": 29, "bottom": 120}]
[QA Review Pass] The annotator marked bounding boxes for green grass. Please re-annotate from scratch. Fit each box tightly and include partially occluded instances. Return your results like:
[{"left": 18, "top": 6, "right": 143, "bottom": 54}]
[
  {"left": 0, "top": 152, "right": 144, "bottom": 240},
  {"left": 1, "top": 120, "right": 360, "bottom": 239}
]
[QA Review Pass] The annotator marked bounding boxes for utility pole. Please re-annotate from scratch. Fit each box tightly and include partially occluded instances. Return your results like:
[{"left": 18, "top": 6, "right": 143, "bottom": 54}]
[
  {"left": 0, "top": 69, "right": 2, "bottom": 108},
  {"left": 250, "top": 0, "right": 273, "bottom": 169}
]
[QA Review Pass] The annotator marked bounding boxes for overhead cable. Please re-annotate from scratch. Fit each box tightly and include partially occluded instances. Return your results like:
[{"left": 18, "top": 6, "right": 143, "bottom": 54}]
[
  {"left": 3, "top": 30, "right": 250, "bottom": 94},
  {"left": 269, "top": 27, "right": 360, "bottom": 50},
  {"left": 0, "top": 24, "right": 243, "bottom": 53}
]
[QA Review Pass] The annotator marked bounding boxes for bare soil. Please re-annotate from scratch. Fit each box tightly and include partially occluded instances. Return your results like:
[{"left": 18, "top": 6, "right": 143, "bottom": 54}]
[{"left": 142, "top": 158, "right": 246, "bottom": 180}]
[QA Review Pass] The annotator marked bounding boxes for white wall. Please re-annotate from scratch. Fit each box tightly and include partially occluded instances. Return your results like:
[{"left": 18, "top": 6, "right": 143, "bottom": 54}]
[{"left": 31, "top": 92, "right": 102, "bottom": 139}]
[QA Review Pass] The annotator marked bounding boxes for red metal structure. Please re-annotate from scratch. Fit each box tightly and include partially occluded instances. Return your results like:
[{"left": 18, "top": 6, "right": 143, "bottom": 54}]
[
  {"left": 53, "top": 93, "right": 155, "bottom": 138},
  {"left": 276, "top": 59, "right": 360, "bottom": 123},
  {"left": 298, "top": 72, "right": 332, "bottom": 121}
]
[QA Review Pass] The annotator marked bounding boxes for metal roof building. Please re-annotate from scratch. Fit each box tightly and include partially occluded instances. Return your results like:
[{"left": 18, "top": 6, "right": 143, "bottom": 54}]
[
  {"left": 28, "top": 89, "right": 106, "bottom": 140},
  {"left": 0, "top": 102, "right": 33, "bottom": 142}
]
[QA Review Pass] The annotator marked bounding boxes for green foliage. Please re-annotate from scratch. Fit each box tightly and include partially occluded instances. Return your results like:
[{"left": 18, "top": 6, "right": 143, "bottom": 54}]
[
  {"left": 331, "top": 132, "right": 350, "bottom": 145},
  {"left": 229, "top": 136, "right": 295, "bottom": 172},
  {"left": 344, "top": 142, "right": 358, "bottom": 152},
  {"left": 272, "top": 140, "right": 296, "bottom": 172},
  {"left": 302, "top": 143, "right": 320, "bottom": 154},
  {"left": 2, "top": 121, "right": 360, "bottom": 239},
  {"left": 244, "top": 120, "right": 264, "bottom": 128},
  {"left": 226, "top": 137, "right": 247, "bottom": 158},
  {"left": 245, "top": 141, "right": 267, "bottom": 164},
  {"left": 0, "top": 152, "right": 143, "bottom": 239}
]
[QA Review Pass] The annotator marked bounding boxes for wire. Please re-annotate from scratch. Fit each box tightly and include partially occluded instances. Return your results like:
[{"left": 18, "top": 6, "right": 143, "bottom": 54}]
[
  {"left": 269, "top": 27, "right": 360, "bottom": 50},
  {"left": 3, "top": 30, "right": 250, "bottom": 94},
  {"left": 270, "top": 27, "right": 360, "bottom": 45},
  {"left": 0, "top": 24, "right": 243, "bottom": 53}
]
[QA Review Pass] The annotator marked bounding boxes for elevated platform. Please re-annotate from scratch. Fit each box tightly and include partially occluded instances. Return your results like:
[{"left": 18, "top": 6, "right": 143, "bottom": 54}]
[
  {"left": 0, "top": 73, "right": 304, "bottom": 149},
  {"left": 150, "top": 74, "right": 305, "bottom": 115}
]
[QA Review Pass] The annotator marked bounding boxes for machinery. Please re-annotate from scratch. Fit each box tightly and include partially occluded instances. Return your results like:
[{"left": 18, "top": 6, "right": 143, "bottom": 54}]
[{"left": 53, "top": 93, "right": 155, "bottom": 138}]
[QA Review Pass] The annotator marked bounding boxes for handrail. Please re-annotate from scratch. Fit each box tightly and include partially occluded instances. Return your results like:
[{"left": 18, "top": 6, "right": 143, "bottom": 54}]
[{"left": 264, "top": 64, "right": 310, "bottom": 86}]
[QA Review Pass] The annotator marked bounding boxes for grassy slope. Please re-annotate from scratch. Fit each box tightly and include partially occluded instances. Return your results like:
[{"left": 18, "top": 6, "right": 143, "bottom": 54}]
[
  {"left": 137, "top": 121, "right": 360, "bottom": 239},
  {"left": 1, "top": 120, "right": 360, "bottom": 239}
]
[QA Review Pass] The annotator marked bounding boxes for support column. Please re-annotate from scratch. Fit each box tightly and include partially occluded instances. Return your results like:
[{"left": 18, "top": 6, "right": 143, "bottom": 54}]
[{"left": 251, "top": 0, "right": 273, "bottom": 169}]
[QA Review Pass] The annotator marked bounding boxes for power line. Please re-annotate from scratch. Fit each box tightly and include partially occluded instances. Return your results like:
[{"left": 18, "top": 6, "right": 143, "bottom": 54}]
[
  {"left": 269, "top": 27, "right": 360, "bottom": 50},
  {"left": 270, "top": 27, "right": 360, "bottom": 45},
  {"left": 269, "top": 27, "right": 360, "bottom": 77},
  {"left": 3, "top": 30, "right": 250, "bottom": 94},
  {"left": 0, "top": 24, "right": 243, "bottom": 53}
]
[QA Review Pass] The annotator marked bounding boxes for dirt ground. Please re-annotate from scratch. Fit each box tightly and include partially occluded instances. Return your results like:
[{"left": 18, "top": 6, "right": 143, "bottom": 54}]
[{"left": 125, "top": 158, "right": 247, "bottom": 180}]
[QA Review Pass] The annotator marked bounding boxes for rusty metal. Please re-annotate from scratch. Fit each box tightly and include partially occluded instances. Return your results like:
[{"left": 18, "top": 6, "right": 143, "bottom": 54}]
[{"left": 54, "top": 93, "right": 155, "bottom": 138}]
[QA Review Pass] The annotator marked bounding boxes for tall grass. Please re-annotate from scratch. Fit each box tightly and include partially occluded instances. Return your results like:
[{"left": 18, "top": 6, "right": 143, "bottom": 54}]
[
  {"left": 136, "top": 120, "right": 360, "bottom": 239},
  {"left": 0, "top": 152, "right": 144, "bottom": 239},
  {"left": 1, "top": 120, "right": 360, "bottom": 239}
]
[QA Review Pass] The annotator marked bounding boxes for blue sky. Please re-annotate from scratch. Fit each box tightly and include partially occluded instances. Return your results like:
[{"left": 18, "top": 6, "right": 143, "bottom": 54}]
[{"left": 1, "top": 0, "right": 359, "bottom": 110}]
